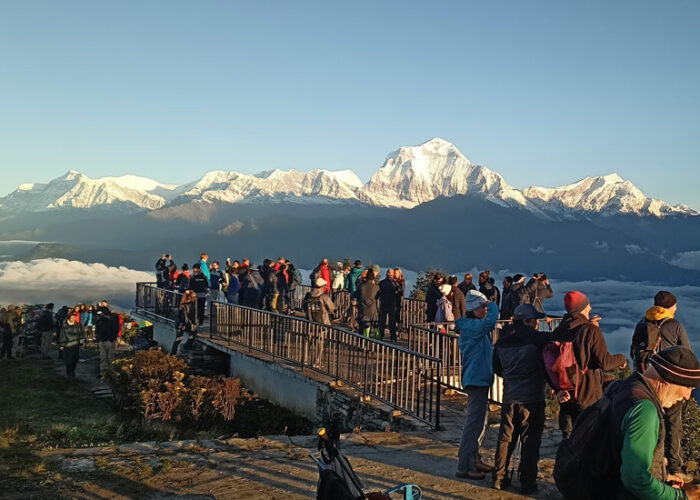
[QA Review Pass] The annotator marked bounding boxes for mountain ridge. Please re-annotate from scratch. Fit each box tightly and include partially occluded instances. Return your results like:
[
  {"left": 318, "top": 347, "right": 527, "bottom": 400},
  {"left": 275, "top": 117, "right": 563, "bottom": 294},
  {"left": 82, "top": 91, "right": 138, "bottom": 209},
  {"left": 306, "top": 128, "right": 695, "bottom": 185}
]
[{"left": 0, "top": 138, "right": 695, "bottom": 219}]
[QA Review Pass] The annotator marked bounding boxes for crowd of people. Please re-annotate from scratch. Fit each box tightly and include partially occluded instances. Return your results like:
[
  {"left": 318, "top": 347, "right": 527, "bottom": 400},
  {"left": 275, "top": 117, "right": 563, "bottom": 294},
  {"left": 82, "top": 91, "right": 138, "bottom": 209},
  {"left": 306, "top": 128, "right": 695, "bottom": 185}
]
[
  {"left": 453, "top": 287, "right": 699, "bottom": 499},
  {"left": 0, "top": 300, "right": 127, "bottom": 380},
  {"left": 156, "top": 254, "right": 409, "bottom": 342},
  {"left": 155, "top": 252, "right": 700, "bottom": 497}
]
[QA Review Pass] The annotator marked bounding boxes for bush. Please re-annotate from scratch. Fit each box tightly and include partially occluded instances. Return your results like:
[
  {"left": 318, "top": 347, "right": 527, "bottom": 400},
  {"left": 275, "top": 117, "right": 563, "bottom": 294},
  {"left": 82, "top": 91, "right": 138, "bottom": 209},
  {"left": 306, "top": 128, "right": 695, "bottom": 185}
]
[
  {"left": 682, "top": 398, "right": 700, "bottom": 474},
  {"left": 107, "top": 349, "right": 244, "bottom": 427}
]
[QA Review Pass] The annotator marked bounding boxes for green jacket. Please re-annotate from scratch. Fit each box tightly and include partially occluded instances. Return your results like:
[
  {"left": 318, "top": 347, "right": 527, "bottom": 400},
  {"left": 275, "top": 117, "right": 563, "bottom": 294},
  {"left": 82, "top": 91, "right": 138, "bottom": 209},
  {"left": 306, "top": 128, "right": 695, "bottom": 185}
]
[{"left": 59, "top": 321, "right": 84, "bottom": 348}]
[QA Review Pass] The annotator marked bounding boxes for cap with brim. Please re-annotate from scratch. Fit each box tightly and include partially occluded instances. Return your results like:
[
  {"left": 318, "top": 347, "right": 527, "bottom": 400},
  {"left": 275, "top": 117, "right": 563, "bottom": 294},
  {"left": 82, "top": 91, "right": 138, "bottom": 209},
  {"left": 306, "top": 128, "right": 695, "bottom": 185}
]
[
  {"left": 649, "top": 346, "right": 700, "bottom": 388},
  {"left": 513, "top": 304, "right": 546, "bottom": 321}
]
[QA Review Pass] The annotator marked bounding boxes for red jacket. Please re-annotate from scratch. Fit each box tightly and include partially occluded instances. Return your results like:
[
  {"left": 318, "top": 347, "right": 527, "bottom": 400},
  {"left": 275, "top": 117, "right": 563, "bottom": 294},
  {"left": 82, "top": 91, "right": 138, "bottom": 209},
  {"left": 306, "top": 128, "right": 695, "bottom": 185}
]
[{"left": 320, "top": 264, "right": 331, "bottom": 293}]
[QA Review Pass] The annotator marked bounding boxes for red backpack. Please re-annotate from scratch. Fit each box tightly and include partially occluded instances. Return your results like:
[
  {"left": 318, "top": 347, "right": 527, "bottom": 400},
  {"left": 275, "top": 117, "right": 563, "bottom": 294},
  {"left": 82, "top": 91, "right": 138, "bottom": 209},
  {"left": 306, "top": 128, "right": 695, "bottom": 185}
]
[{"left": 543, "top": 341, "right": 587, "bottom": 399}]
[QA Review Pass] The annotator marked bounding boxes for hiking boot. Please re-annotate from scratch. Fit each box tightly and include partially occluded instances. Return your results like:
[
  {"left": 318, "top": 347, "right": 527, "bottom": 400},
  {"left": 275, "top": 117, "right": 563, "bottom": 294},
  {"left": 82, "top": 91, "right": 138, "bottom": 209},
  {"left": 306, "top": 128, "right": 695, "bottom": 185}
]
[
  {"left": 455, "top": 469, "right": 485, "bottom": 480},
  {"left": 474, "top": 456, "right": 494, "bottom": 473}
]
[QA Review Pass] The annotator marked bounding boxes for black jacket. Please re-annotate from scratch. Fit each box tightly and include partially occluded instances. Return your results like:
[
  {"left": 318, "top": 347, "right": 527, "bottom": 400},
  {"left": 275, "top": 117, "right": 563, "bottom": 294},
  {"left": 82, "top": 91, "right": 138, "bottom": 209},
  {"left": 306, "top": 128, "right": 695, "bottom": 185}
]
[
  {"left": 95, "top": 306, "right": 118, "bottom": 342},
  {"left": 188, "top": 273, "right": 209, "bottom": 294},
  {"left": 378, "top": 278, "right": 400, "bottom": 310},
  {"left": 425, "top": 282, "right": 441, "bottom": 322},
  {"left": 494, "top": 322, "right": 550, "bottom": 404},
  {"left": 526, "top": 278, "right": 553, "bottom": 312},
  {"left": 357, "top": 280, "right": 379, "bottom": 322}
]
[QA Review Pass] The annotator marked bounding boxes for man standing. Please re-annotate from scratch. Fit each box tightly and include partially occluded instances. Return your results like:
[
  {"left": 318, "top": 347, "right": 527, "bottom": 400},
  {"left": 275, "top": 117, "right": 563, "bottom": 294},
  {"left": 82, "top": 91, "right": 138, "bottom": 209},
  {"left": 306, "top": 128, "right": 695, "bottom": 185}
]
[
  {"left": 209, "top": 261, "right": 226, "bottom": 303},
  {"left": 189, "top": 263, "right": 210, "bottom": 324},
  {"left": 378, "top": 269, "right": 400, "bottom": 341},
  {"left": 554, "top": 347, "right": 700, "bottom": 500},
  {"left": 455, "top": 290, "right": 499, "bottom": 480},
  {"left": 500, "top": 276, "right": 513, "bottom": 319},
  {"left": 552, "top": 291, "right": 627, "bottom": 438},
  {"left": 458, "top": 273, "right": 476, "bottom": 296},
  {"left": 525, "top": 273, "right": 554, "bottom": 312},
  {"left": 631, "top": 290, "right": 693, "bottom": 480},
  {"left": 39, "top": 303, "right": 55, "bottom": 360},
  {"left": 198, "top": 253, "right": 210, "bottom": 282},
  {"left": 155, "top": 254, "right": 174, "bottom": 289},
  {"left": 448, "top": 275, "right": 467, "bottom": 319},
  {"left": 425, "top": 273, "right": 444, "bottom": 323},
  {"left": 95, "top": 301, "right": 117, "bottom": 379},
  {"left": 492, "top": 304, "right": 548, "bottom": 493},
  {"left": 0, "top": 305, "right": 20, "bottom": 360}
]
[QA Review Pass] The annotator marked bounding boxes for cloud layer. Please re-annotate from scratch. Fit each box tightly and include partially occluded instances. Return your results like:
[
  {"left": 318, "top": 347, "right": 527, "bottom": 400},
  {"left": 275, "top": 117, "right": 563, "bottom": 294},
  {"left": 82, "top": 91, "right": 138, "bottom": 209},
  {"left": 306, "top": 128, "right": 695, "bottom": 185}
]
[{"left": 0, "top": 258, "right": 154, "bottom": 311}]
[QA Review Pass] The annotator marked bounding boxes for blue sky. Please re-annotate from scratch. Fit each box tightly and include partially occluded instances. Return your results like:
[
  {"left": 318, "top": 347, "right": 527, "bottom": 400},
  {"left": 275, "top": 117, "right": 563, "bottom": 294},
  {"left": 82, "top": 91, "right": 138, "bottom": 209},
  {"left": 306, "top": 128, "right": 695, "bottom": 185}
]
[{"left": 1, "top": 1, "right": 698, "bottom": 207}]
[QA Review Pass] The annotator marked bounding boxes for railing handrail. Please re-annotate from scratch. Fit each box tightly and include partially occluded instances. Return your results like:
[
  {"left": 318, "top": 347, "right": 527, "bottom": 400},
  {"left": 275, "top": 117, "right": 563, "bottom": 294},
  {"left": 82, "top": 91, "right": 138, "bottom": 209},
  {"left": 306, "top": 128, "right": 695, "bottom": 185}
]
[{"left": 135, "top": 282, "right": 442, "bottom": 428}]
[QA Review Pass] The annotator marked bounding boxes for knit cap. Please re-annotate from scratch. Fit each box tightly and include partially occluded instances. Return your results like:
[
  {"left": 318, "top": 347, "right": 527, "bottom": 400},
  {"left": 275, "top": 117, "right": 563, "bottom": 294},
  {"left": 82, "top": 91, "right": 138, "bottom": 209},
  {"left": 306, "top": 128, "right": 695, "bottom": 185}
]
[
  {"left": 648, "top": 346, "right": 700, "bottom": 388},
  {"left": 314, "top": 278, "right": 327, "bottom": 288},
  {"left": 465, "top": 290, "right": 488, "bottom": 311},
  {"left": 654, "top": 291, "right": 677, "bottom": 309},
  {"left": 371, "top": 265, "right": 380, "bottom": 276},
  {"left": 439, "top": 284, "right": 452, "bottom": 296},
  {"left": 564, "top": 291, "right": 589, "bottom": 315}
]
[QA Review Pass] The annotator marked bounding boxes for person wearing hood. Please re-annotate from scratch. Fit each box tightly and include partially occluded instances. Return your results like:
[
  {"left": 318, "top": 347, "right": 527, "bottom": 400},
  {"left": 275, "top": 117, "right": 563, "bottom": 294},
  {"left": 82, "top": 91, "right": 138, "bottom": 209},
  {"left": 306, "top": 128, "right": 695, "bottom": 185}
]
[
  {"left": 633, "top": 291, "right": 693, "bottom": 480},
  {"left": 303, "top": 278, "right": 336, "bottom": 325},
  {"left": 492, "top": 304, "right": 550, "bottom": 493},
  {"left": 455, "top": 290, "right": 499, "bottom": 481},
  {"left": 435, "top": 283, "right": 455, "bottom": 323},
  {"left": 551, "top": 291, "right": 627, "bottom": 438}
]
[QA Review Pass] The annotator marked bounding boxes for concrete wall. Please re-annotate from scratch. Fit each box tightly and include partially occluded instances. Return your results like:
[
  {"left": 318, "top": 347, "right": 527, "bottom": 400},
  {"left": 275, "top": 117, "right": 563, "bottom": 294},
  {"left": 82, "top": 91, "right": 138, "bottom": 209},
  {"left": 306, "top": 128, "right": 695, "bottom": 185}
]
[{"left": 226, "top": 348, "right": 319, "bottom": 421}]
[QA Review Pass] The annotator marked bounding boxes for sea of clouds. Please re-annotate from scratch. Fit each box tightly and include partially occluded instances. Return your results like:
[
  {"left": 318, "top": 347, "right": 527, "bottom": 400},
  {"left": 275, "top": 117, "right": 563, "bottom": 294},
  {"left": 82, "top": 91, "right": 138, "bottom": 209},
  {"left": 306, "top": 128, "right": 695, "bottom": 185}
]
[{"left": 0, "top": 258, "right": 153, "bottom": 311}]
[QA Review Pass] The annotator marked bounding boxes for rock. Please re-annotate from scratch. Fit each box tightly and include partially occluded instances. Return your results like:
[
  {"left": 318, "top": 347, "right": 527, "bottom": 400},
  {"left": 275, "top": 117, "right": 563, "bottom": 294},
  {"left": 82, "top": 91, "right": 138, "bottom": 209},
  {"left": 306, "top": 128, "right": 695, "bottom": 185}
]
[{"left": 62, "top": 458, "right": 96, "bottom": 472}]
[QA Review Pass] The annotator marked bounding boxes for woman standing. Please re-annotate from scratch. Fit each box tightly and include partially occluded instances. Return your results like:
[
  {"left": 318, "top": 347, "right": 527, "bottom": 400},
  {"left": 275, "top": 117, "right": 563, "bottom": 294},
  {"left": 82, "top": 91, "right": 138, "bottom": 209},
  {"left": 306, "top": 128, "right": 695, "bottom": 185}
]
[
  {"left": 172, "top": 290, "right": 198, "bottom": 355},
  {"left": 59, "top": 309, "right": 85, "bottom": 377}
]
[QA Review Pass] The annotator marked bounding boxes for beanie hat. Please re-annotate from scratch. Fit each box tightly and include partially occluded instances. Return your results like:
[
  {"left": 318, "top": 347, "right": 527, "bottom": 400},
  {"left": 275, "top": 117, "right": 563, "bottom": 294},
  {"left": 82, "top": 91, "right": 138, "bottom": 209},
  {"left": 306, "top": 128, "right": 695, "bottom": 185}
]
[
  {"left": 465, "top": 290, "right": 488, "bottom": 311},
  {"left": 315, "top": 278, "right": 327, "bottom": 288},
  {"left": 648, "top": 346, "right": 700, "bottom": 388},
  {"left": 654, "top": 291, "right": 677, "bottom": 309},
  {"left": 439, "top": 284, "right": 452, "bottom": 296},
  {"left": 371, "top": 265, "right": 380, "bottom": 276},
  {"left": 512, "top": 274, "right": 525, "bottom": 284},
  {"left": 564, "top": 291, "right": 589, "bottom": 315}
]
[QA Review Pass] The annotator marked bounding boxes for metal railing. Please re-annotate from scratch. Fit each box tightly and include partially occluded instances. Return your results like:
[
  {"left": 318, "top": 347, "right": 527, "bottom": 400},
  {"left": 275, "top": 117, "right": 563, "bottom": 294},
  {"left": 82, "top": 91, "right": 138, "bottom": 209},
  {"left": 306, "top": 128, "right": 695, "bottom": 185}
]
[
  {"left": 405, "top": 317, "right": 563, "bottom": 403},
  {"left": 135, "top": 283, "right": 441, "bottom": 428}
]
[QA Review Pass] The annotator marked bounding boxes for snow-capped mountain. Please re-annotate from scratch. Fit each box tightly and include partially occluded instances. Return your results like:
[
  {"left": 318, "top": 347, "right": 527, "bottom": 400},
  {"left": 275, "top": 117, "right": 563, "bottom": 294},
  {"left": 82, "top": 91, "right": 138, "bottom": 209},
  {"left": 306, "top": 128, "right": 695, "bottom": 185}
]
[
  {"left": 0, "top": 170, "right": 182, "bottom": 212},
  {"left": 523, "top": 174, "right": 697, "bottom": 218},
  {"left": 360, "top": 138, "right": 529, "bottom": 209},
  {"left": 174, "top": 168, "right": 363, "bottom": 205},
  {"left": 0, "top": 139, "right": 695, "bottom": 219}
]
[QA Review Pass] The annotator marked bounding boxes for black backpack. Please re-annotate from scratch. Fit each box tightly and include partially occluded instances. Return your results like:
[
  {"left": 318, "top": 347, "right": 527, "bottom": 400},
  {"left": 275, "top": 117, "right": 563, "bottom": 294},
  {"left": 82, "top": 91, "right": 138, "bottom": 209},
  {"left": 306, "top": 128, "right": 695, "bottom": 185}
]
[
  {"left": 554, "top": 390, "right": 620, "bottom": 499},
  {"left": 630, "top": 318, "right": 669, "bottom": 371},
  {"left": 304, "top": 292, "right": 325, "bottom": 323}
]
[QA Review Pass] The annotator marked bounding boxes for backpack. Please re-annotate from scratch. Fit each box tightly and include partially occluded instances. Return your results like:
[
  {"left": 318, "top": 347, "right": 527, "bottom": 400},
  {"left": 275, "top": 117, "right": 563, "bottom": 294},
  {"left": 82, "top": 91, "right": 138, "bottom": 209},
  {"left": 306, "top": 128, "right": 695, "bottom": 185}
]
[
  {"left": 435, "top": 296, "right": 454, "bottom": 323},
  {"left": 304, "top": 292, "right": 325, "bottom": 323},
  {"left": 39, "top": 310, "right": 54, "bottom": 331},
  {"left": 543, "top": 341, "right": 587, "bottom": 399},
  {"left": 630, "top": 318, "right": 670, "bottom": 371},
  {"left": 553, "top": 390, "right": 620, "bottom": 499}
]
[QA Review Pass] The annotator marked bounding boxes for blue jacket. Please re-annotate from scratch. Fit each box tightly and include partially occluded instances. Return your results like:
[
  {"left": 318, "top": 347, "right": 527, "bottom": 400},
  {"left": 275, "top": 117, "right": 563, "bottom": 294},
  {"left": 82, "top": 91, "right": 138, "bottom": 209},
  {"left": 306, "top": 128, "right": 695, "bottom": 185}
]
[
  {"left": 199, "top": 259, "right": 210, "bottom": 280},
  {"left": 455, "top": 302, "right": 498, "bottom": 388}
]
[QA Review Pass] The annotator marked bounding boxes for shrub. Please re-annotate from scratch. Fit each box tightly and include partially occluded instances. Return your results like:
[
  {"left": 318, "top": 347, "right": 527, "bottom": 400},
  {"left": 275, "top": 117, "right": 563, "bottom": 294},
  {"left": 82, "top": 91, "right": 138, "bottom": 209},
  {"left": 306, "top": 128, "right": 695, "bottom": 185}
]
[
  {"left": 682, "top": 398, "right": 700, "bottom": 473},
  {"left": 107, "top": 349, "right": 243, "bottom": 428}
]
